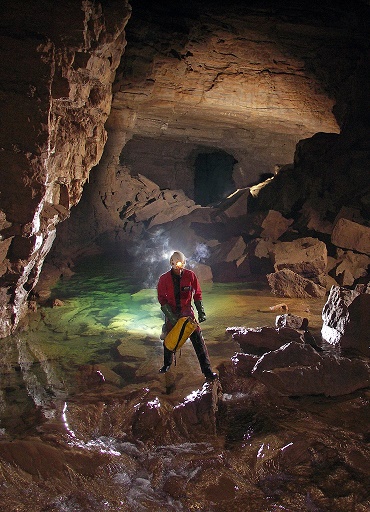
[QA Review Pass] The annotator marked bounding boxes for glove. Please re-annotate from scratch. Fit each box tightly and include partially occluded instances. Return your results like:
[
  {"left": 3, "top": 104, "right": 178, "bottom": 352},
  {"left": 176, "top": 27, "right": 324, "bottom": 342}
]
[
  {"left": 161, "top": 304, "right": 178, "bottom": 326},
  {"left": 194, "top": 300, "right": 206, "bottom": 323}
]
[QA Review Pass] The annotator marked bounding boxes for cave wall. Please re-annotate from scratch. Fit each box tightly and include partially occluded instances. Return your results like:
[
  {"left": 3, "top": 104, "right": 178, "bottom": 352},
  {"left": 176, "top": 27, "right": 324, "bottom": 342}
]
[
  {"left": 51, "top": 0, "right": 369, "bottom": 260},
  {"left": 0, "top": 0, "right": 369, "bottom": 338},
  {"left": 0, "top": 0, "right": 131, "bottom": 337}
]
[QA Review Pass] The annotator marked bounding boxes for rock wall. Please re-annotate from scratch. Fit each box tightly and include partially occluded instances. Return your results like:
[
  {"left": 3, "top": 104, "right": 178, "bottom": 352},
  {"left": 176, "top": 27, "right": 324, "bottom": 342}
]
[{"left": 0, "top": 1, "right": 131, "bottom": 337}]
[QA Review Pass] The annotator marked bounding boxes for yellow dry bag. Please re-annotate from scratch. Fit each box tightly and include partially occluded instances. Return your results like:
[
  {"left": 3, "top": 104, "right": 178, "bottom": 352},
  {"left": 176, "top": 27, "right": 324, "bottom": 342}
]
[{"left": 164, "top": 316, "right": 198, "bottom": 352}]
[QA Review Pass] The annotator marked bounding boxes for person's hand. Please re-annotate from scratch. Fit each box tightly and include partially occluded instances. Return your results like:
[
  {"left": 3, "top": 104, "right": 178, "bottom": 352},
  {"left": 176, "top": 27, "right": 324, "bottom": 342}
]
[
  {"left": 161, "top": 304, "right": 178, "bottom": 325},
  {"left": 198, "top": 311, "right": 206, "bottom": 323},
  {"left": 194, "top": 300, "right": 206, "bottom": 322}
]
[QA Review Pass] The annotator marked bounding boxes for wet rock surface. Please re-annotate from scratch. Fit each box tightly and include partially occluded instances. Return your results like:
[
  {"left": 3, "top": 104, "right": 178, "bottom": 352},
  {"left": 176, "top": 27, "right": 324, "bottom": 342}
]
[
  {"left": 0, "top": 356, "right": 369, "bottom": 511},
  {"left": 0, "top": 280, "right": 369, "bottom": 511},
  {"left": 1, "top": 0, "right": 370, "bottom": 334},
  {"left": 0, "top": 0, "right": 369, "bottom": 509}
]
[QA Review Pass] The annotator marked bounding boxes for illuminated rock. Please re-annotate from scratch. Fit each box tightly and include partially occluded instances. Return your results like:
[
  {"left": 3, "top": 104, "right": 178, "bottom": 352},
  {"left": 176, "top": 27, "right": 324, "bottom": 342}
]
[
  {"left": 269, "top": 237, "right": 327, "bottom": 282},
  {"left": 260, "top": 210, "right": 293, "bottom": 241},
  {"left": 251, "top": 342, "right": 370, "bottom": 397},
  {"left": 321, "top": 284, "right": 370, "bottom": 355},
  {"left": 267, "top": 269, "right": 327, "bottom": 298},
  {"left": 227, "top": 325, "right": 302, "bottom": 354},
  {"left": 275, "top": 314, "right": 306, "bottom": 330},
  {"left": 331, "top": 218, "right": 370, "bottom": 255}
]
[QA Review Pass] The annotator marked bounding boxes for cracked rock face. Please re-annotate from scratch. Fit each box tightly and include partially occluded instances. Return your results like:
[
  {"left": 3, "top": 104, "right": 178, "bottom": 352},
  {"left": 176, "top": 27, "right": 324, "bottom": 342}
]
[
  {"left": 110, "top": 0, "right": 341, "bottom": 183},
  {"left": 0, "top": 0, "right": 131, "bottom": 337}
]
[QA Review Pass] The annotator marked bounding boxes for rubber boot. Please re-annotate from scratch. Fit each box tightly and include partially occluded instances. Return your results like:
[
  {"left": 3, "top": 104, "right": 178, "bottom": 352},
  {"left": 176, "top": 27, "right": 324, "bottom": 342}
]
[
  {"left": 159, "top": 345, "right": 173, "bottom": 373},
  {"left": 190, "top": 330, "right": 217, "bottom": 380}
]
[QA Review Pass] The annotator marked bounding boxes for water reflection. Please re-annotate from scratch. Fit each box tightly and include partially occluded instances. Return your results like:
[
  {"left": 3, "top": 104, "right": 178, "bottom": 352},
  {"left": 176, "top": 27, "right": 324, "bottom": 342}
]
[
  {"left": 1, "top": 254, "right": 326, "bottom": 436},
  {"left": 1, "top": 255, "right": 368, "bottom": 511}
]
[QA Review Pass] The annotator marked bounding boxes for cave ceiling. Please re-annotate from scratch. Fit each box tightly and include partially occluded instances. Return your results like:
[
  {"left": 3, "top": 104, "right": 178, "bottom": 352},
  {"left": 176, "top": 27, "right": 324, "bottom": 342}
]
[{"left": 107, "top": 0, "right": 347, "bottom": 181}]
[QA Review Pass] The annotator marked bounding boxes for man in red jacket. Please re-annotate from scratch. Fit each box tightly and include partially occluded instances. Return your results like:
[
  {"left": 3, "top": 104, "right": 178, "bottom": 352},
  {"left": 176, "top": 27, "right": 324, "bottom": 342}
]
[{"left": 157, "top": 251, "right": 217, "bottom": 381}]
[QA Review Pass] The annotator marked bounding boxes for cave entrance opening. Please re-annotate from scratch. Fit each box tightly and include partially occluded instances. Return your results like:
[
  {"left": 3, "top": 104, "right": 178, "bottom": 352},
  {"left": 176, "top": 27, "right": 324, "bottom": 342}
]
[{"left": 194, "top": 151, "right": 236, "bottom": 206}]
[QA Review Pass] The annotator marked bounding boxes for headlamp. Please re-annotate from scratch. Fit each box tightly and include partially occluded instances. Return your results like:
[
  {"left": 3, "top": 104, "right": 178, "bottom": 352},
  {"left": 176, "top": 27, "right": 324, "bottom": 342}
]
[{"left": 170, "top": 251, "right": 186, "bottom": 270}]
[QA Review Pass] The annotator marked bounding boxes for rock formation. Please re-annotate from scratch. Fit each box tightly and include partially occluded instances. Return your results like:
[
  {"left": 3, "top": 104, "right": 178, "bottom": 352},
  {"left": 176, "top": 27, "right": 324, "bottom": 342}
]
[
  {"left": 0, "top": 1, "right": 131, "bottom": 336},
  {"left": 322, "top": 283, "right": 370, "bottom": 355},
  {"left": 1, "top": 4, "right": 370, "bottom": 511},
  {"left": 1, "top": 0, "right": 370, "bottom": 336}
]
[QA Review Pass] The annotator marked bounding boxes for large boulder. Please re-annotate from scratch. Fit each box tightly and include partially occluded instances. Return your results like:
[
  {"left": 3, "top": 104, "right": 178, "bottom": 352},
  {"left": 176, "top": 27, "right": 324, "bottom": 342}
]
[
  {"left": 267, "top": 268, "right": 327, "bottom": 298},
  {"left": 216, "top": 188, "right": 250, "bottom": 218},
  {"left": 269, "top": 237, "right": 327, "bottom": 282},
  {"left": 260, "top": 210, "right": 293, "bottom": 240},
  {"left": 173, "top": 382, "right": 221, "bottom": 440},
  {"left": 329, "top": 249, "right": 370, "bottom": 287},
  {"left": 321, "top": 284, "right": 370, "bottom": 355},
  {"left": 267, "top": 237, "right": 328, "bottom": 298},
  {"left": 227, "top": 325, "right": 302, "bottom": 354},
  {"left": 331, "top": 218, "right": 370, "bottom": 255},
  {"left": 252, "top": 342, "right": 370, "bottom": 397}
]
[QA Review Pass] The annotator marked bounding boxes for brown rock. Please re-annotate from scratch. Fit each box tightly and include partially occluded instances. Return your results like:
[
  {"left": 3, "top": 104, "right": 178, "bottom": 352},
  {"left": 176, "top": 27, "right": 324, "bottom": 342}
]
[
  {"left": 217, "top": 353, "right": 260, "bottom": 393},
  {"left": 217, "top": 188, "right": 250, "bottom": 218},
  {"left": 329, "top": 249, "right": 370, "bottom": 287},
  {"left": 321, "top": 285, "right": 370, "bottom": 355},
  {"left": 132, "top": 397, "right": 169, "bottom": 442},
  {"left": 269, "top": 237, "right": 327, "bottom": 280},
  {"left": 163, "top": 474, "right": 187, "bottom": 499},
  {"left": 252, "top": 342, "right": 370, "bottom": 397},
  {"left": 275, "top": 313, "right": 306, "bottom": 330},
  {"left": 331, "top": 218, "right": 370, "bottom": 255},
  {"left": 267, "top": 268, "right": 327, "bottom": 298},
  {"left": 228, "top": 325, "right": 302, "bottom": 354},
  {"left": 173, "top": 382, "right": 220, "bottom": 439},
  {"left": 260, "top": 210, "right": 293, "bottom": 240}
]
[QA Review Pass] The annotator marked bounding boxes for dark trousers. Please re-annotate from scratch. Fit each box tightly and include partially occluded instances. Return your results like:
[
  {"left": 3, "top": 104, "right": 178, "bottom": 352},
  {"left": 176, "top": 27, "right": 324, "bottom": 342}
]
[{"left": 163, "top": 329, "right": 211, "bottom": 374}]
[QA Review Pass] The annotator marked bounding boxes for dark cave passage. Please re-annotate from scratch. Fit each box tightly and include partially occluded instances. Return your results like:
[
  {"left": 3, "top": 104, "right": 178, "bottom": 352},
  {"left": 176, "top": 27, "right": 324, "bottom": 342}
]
[{"left": 194, "top": 151, "right": 237, "bottom": 206}]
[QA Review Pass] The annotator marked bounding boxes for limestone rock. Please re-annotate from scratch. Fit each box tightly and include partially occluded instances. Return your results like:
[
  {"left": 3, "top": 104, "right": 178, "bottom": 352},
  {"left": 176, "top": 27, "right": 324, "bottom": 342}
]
[
  {"left": 148, "top": 191, "right": 199, "bottom": 227},
  {"left": 132, "top": 397, "right": 171, "bottom": 442},
  {"left": 275, "top": 313, "right": 306, "bottom": 330},
  {"left": 173, "top": 382, "right": 220, "bottom": 439},
  {"left": 321, "top": 285, "right": 370, "bottom": 355},
  {"left": 217, "top": 353, "right": 263, "bottom": 394},
  {"left": 227, "top": 325, "right": 302, "bottom": 354},
  {"left": 251, "top": 342, "right": 370, "bottom": 397},
  {"left": 0, "top": 1, "right": 131, "bottom": 337},
  {"left": 267, "top": 268, "right": 327, "bottom": 298},
  {"left": 329, "top": 250, "right": 370, "bottom": 287},
  {"left": 216, "top": 188, "right": 250, "bottom": 219},
  {"left": 260, "top": 210, "right": 293, "bottom": 240},
  {"left": 269, "top": 237, "right": 327, "bottom": 281},
  {"left": 331, "top": 218, "right": 370, "bottom": 255}
]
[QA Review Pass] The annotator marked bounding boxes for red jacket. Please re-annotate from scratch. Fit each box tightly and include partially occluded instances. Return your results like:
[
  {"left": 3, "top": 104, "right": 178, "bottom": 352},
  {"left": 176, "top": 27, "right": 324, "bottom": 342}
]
[{"left": 157, "top": 268, "right": 202, "bottom": 317}]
